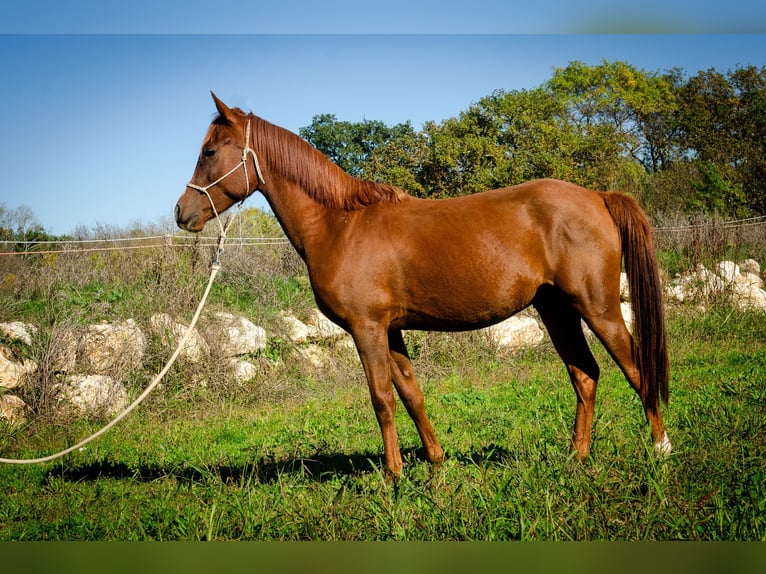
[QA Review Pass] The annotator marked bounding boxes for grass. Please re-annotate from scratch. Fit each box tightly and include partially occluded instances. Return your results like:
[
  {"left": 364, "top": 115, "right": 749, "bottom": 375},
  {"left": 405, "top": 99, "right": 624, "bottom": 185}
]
[
  {"left": 1, "top": 304, "right": 764, "bottom": 541},
  {"left": 1, "top": 216, "right": 764, "bottom": 540}
]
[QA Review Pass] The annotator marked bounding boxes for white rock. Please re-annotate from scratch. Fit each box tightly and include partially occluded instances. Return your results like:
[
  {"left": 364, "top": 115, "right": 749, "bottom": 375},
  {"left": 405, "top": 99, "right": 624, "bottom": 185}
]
[
  {"left": 739, "top": 259, "right": 760, "bottom": 276},
  {"left": 716, "top": 260, "right": 740, "bottom": 284},
  {"left": 0, "top": 321, "right": 37, "bottom": 346},
  {"left": 206, "top": 312, "right": 266, "bottom": 357},
  {"left": 0, "top": 394, "right": 27, "bottom": 424},
  {"left": 620, "top": 302, "right": 634, "bottom": 333},
  {"left": 619, "top": 272, "right": 630, "bottom": 302},
  {"left": 78, "top": 319, "right": 147, "bottom": 376},
  {"left": 280, "top": 312, "right": 313, "bottom": 343},
  {"left": 667, "top": 264, "right": 725, "bottom": 302},
  {"left": 665, "top": 282, "right": 687, "bottom": 303},
  {"left": 149, "top": 313, "right": 209, "bottom": 363},
  {"left": 665, "top": 260, "right": 766, "bottom": 312},
  {"left": 484, "top": 315, "right": 544, "bottom": 351},
  {"left": 58, "top": 374, "right": 130, "bottom": 418},
  {"left": 735, "top": 272, "right": 764, "bottom": 291},
  {"left": 0, "top": 346, "right": 37, "bottom": 389},
  {"left": 733, "top": 284, "right": 766, "bottom": 312},
  {"left": 307, "top": 309, "right": 347, "bottom": 339},
  {"left": 296, "top": 344, "right": 328, "bottom": 368},
  {"left": 229, "top": 358, "right": 258, "bottom": 383}
]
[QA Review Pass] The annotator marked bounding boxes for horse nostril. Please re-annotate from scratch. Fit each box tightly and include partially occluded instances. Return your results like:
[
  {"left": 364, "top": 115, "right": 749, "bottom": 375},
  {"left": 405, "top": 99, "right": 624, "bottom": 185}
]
[{"left": 174, "top": 204, "right": 182, "bottom": 222}]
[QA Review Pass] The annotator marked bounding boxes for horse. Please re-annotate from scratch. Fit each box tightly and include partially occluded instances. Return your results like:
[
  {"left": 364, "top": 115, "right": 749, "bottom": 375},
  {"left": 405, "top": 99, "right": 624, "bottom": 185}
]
[{"left": 175, "top": 92, "right": 671, "bottom": 479}]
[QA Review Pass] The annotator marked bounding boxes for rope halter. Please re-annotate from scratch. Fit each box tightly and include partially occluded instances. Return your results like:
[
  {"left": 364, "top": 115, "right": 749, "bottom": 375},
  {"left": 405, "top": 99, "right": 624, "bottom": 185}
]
[{"left": 185, "top": 119, "right": 266, "bottom": 239}]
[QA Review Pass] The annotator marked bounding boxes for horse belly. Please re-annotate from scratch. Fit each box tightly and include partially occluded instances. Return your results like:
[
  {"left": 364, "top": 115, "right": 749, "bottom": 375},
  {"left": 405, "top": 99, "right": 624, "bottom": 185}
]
[{"left": 395, "top": 252, "right": 543, "bottom": 331}]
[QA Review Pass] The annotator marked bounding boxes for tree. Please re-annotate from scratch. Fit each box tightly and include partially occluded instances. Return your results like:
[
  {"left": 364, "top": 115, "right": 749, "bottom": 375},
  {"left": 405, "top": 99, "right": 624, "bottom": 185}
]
[
  {"left": 298, "top": 61, "right": 766, "bottom": 216},
  {"left": 676, "top": 65, "right": 766, "bottom": 215},
  {"left": 299, "top": 114, "right": 418, "bottom": 179},
  {"left": 420, "top": 88, "right": 583, "bottom": 197},
  {"left": 362, "top": 129, "right": 429, "bottom": 196},
  {"left": 0, "top": 202, "right": 55, "bottom": 251},
  {"left": 729, "top": 65, "right": 766, "bottom": 213},
  {"left": 546, "top": 60, "right": 679, "bottom": 174},
  {"left": 676, "top": 68, "right": 739, "bottom": 168}
]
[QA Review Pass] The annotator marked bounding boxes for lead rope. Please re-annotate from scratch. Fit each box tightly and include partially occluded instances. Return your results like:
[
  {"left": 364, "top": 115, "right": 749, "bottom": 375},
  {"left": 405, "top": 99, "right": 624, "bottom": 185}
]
[
  {"left": 0, "top": 121, "right": 262, "bottom": 465},
  {"left": 0, "top": 226, "right": 234, "bottom": 465}
]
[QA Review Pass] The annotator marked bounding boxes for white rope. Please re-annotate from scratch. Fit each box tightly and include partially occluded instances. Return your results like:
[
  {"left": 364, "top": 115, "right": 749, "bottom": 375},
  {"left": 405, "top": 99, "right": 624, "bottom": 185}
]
[
  {"left": 0, "top": 256, "right": 222, "bottom": 465},
  {"left": 0, "top": 120, "right": 262, "bottom": 465}
]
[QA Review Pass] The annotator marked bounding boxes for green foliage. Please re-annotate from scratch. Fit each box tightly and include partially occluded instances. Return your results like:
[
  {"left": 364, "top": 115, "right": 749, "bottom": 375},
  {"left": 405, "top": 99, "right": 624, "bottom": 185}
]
[
  {"left": 2, "top": 59, "right": 766, "bottom": 542},
  {"left": 547, "top": 60, "right": 679, "bottom": 174},
  {"left": 687, "top": 161, "right": 748, "bottom": 216},
  {"left": 1, "top": 304, "right": 764, "bottom": 541},
  {"left": 299, "top": 114, "right": 419, "bottom": 179},
  {"left": 298, "top": 61, "right": 766, "bottom": 218}
]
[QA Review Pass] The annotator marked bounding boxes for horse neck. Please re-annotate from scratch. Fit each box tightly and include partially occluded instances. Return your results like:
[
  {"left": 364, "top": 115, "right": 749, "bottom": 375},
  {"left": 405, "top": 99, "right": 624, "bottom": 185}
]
[
  {"left": 258, "top": 178, "right": 335, "bottom": 262},
  {"left": 248, "top": 114, "right": 403, "bottom": 262},
  {"left": 249, "top": 117, "right": 343, "bottom": 260}
]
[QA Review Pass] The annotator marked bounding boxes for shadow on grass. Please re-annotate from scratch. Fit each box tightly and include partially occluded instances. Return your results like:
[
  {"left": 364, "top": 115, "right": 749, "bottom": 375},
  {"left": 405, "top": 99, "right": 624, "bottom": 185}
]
[{"left": 46, "top": 443, "right": 515, "bottom": 485}]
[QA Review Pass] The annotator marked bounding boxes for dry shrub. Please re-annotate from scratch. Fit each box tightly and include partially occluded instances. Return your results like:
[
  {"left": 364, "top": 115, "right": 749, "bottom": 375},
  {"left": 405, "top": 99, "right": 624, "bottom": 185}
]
[{"left": 652, "top": 212, "right": 766, "bottom": 277}]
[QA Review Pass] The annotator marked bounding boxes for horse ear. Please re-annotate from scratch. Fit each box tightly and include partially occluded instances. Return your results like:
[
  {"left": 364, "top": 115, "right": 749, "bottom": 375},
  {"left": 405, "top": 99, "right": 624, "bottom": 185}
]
[{"left": 211, "top": 91, "right": 235, "bottom": 123}]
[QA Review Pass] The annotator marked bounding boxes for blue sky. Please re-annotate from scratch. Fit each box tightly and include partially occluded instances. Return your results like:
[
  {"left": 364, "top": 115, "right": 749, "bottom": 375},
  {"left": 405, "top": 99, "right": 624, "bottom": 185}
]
[{"left": 1, "top": 4, "right": 765, "bottom": 235}]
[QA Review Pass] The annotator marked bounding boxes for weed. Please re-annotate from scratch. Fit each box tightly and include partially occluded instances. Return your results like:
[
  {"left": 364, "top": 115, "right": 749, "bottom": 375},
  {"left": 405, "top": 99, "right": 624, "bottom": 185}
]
[{"left": 0, "top": 216, "right": 764, "bottom": 540}]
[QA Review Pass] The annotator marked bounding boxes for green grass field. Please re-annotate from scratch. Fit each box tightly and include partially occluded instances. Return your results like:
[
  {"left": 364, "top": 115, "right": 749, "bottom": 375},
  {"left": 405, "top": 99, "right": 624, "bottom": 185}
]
[{"left": 1, "top": 301, "right": 764, "bottom": 541}]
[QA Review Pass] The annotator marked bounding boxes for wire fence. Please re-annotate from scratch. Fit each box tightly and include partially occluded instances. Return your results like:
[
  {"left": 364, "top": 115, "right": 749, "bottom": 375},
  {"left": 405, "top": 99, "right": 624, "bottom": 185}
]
[
  {"left": 653, "top": 215, "right": 766, "bottom": 231},
  {"left": 1, "top": 215, "right": 764, "bottom": 258},
  {"left": 0, "top": 234, "right": 291, "bottom": 256}
]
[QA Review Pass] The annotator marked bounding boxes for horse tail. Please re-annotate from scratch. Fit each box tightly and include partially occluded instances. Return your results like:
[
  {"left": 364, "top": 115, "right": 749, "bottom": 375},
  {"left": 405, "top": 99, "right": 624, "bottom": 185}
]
[{"left": 603, "top": 192, "right": 669, "bottom": 413}]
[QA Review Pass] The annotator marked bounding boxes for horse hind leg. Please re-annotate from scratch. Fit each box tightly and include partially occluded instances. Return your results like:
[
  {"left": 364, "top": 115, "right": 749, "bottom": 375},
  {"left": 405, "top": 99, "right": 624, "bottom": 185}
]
[
  {"left": 388, "top": 330, "right": 444, "bottom": 468},
  {"left": 579, "top": 302, "right": 671, "bottom": 457},
  {"left": 533, "top": 288, "right": 601, "bottom": 459}
]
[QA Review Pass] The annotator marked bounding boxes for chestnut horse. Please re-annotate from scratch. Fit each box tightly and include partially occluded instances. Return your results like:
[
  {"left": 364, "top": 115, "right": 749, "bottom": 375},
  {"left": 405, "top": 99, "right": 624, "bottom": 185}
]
[{"left": 175, "top": 93, "right": 671, "bottom": 479}]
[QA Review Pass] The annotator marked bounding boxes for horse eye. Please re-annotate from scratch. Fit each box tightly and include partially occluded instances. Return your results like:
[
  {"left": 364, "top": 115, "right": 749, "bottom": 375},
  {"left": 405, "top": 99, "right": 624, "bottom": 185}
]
[{"left": 203, "top": 147, "right": 216, "bottom": 158}]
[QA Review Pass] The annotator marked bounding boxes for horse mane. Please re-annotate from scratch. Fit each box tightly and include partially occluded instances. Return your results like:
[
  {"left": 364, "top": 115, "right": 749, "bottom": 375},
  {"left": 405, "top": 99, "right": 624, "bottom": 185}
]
[{"left": 215, "top": 109, "right": 406, "bottom": 210}]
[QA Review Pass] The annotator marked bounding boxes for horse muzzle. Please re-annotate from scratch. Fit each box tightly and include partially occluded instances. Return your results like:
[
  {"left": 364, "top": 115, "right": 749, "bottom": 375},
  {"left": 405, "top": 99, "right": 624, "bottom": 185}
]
[{"left": 174, "top": 203, "right": 203, "bottom": 232}]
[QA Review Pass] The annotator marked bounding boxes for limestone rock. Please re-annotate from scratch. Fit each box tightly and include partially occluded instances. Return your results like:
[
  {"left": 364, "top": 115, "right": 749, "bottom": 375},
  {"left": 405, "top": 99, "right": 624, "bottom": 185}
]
[
  {"left": 619, "top": 272, "right": 630, "bottom": 302},
  {"left": 205, "top": 312, "right": 266, "bottom": 357},
  {"left": 78, "top": 319, "right": 147, "bottom": 376},
  {"left": 0, "top": 346, "right": 37, "bottom": 389},
  {"left": 0, "top": 321, "right": 37, "bottom": 346},
  {"left": 666, "top": 260, "right": 766, "bottom": 311},
  {"left": 307, "top": 309, "right": 347, "bottom": 339},
  {"left": 739, "top": 259, "right": 760, "bottom": 276},
  {"left": 716, "top": 260, "right": 740, "bottom": 284},
  {"left": 296, "top": 344, "right": 329, "bottom": 369},
  {"left": 57, "top": 374, "right": 130, "bottom": 418},
  {"left": 149, "top": 312, "right": 208, "bottom": 363},
  {"left": 484, "top": 316, "right": 544, "bottom": 351},
  {"left": 229, "top": 358, "right": 259, "bottom": 383},
  {"left": 620, "top": 301, "right": 634, "bottom": 333},
  {"left": 666, "top": 264, "right": 725, "bottom": 303},
  {"left": 280, "top": 312, "right": 312, "bottom": 343},
  {"left": 0, "top": 394, "right": 27, "bottom": 424}
]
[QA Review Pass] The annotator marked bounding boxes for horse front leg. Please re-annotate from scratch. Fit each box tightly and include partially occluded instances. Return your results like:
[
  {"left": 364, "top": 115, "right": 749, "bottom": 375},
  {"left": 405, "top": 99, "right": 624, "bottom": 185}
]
[
  {"left": 388, "top": 330, "right": 444, "bottom": 469},
  {"left": 352, "top": 322, "right": 403, "bottom": 479}
]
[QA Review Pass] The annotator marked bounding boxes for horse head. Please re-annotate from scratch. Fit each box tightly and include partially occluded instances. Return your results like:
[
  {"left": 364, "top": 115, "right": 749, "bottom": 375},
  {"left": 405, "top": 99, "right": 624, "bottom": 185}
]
[{"left": 175, "top": 92, "right": 261, "bottom": 232}]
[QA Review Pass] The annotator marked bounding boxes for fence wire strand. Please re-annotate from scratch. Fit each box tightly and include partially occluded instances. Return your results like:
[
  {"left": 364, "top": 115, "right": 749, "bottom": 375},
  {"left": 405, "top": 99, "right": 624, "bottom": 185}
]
[
  {"left": 0, "top": 234, "right": 290, "bottom": 256},
  {"left": 1, "top": 215, "right": 764, "bottom": 256}
]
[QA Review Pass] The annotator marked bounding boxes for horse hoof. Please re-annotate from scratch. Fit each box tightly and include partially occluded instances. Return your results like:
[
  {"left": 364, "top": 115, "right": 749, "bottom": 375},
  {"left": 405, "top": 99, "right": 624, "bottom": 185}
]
[{"left": 654, "top": 431, "right": 672, "bottom": 457}]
